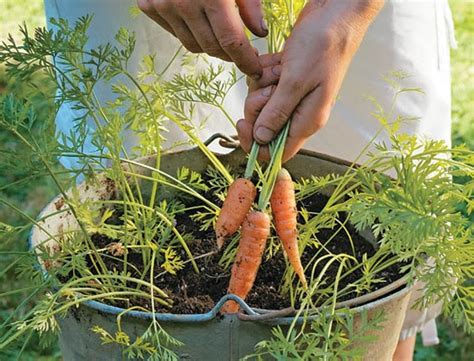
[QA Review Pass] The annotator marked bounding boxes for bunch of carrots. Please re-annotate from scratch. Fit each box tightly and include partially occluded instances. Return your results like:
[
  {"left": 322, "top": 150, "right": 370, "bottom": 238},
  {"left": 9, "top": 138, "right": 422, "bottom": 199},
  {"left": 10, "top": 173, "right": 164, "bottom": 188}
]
[
  {"left": 213, "top": 0, "right": 309, "bottom": 313},
  {"left": 216, "top": 130, "right": 307, "bottom": 314}
]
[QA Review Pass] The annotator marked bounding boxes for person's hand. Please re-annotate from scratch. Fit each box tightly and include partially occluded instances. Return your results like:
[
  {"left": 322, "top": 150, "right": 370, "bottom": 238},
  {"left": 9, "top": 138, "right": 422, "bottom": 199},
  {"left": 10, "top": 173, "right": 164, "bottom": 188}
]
[
  {"left": 237, "top": 0, "right": 384, "bottom": 161},
  {"left": 137, "top": 0, "right": 267, "bottom": 78}
]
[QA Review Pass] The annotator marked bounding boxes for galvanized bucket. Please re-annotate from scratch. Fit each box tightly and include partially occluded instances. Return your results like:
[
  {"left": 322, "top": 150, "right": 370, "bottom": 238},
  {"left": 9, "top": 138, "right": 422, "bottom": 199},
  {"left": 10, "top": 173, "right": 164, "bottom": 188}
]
[{"left": 30, "top": 135, "right": 412, "bottom": 360}]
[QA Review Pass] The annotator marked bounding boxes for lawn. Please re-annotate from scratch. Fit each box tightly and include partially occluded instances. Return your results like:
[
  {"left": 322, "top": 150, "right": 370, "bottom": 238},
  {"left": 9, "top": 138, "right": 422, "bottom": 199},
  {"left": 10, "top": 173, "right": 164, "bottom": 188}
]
[{"left": 0, "top": 0, "right": 472, "bottom": 360}]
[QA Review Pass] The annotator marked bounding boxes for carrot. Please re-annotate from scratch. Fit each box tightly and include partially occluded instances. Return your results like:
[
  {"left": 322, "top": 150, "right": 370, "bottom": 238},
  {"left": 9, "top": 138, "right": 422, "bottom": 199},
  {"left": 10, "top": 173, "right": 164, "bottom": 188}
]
[
  {"left": 270, "top": 168, "right": 307, "bottom": 288},
  {"left": 221, "top": 211, "right": 270, "bottom": 313},
  {"left": 215, "top": 178, "right": 256, "bottom": 249}
]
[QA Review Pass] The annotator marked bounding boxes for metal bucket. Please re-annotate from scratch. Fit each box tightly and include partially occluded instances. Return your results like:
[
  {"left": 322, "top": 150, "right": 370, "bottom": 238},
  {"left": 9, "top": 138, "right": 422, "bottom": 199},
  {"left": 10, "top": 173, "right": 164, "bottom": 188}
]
[{"left": 30, "top": 136, "right": 412, "bottom": 360}]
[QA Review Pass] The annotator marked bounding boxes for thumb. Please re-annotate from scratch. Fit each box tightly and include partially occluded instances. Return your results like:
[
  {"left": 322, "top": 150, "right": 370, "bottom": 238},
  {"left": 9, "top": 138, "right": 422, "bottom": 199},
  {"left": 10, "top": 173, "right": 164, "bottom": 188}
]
[
  {"left": 236, "top": 0, "right": 268, "bottom": 37},
  {"left": 253, "top": 75, "right": 307, "bottom": 144}
]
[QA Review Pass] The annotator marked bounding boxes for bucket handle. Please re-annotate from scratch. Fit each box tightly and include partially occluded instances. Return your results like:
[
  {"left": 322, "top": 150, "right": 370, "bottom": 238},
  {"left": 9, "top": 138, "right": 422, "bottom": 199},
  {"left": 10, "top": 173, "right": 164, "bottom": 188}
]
[
  {"left": 237, "top": 307, "right": 296, "bottom": 321},
  {"left": 84, "top": 294, "right": 295, "bottom": 323},
  {"left": 213, "top": 295, "right": 296, "bottom": 322},
  {"left": 203, "top": 133, "right": 240, "bottom": 149}
]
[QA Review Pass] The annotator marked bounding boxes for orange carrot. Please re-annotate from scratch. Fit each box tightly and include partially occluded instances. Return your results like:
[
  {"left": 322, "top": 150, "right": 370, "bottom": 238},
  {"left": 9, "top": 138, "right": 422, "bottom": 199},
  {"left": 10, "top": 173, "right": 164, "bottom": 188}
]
[
  {"left": 215, "top": 178, "right": 256, "bottom": 249},
  {"left": 221, "top": 211, "right": 270, "bottom": 313},
  {"left": 270, "top": 168, "right": 307, "bottom": 288}
]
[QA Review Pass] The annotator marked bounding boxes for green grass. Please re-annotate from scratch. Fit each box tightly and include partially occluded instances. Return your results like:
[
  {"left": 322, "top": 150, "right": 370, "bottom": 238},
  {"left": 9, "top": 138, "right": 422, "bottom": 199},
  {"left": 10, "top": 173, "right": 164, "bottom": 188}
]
[
  {"left": 413, "top": 2, "right": 474, "bottom": 359},
  {"left": 451, "top": 1, "right": 474, "bottom": 150},
  {"left": 0, "top": 0, "right": 472, "bottom": 359},
  {"left": 0, "top": 0, "right": 45, "bottom": 42}
]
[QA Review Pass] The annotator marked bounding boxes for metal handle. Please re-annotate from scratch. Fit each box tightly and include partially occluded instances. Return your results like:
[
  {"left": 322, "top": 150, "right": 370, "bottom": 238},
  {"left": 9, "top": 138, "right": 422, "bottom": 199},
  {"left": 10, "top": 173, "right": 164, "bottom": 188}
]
[
  {"left": 214, "top": 295, "right": 296, "bottom": 322},
  {"left": 237, "top": 307, "right": 296, "bottom": 321},
  {"left": 203, "top": 133, "right": 240, "bottom": 149}
]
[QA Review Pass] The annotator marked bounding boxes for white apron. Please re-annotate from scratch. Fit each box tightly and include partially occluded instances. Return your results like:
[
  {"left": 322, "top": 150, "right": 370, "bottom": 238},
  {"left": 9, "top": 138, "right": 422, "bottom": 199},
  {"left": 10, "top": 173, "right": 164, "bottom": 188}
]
[{"left": 44, "top": 0, "right": 456, "bottom": 346}]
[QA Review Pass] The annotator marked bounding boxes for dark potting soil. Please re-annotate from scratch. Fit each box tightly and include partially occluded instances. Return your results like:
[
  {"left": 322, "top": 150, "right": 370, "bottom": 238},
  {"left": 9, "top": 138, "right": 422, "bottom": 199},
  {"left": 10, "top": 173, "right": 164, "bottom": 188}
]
[{"left": 89, "top": 188, "right": 407, "bottom": 315}]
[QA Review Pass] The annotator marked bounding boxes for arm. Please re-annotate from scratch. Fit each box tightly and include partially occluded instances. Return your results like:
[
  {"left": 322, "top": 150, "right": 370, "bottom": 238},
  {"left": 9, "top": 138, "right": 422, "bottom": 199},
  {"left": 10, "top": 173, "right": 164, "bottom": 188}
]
[
  {"left": 237, "top": 0, "right": 384, "bottom": 160},
  {"left": 137, "top": 0, "right": 268, "bottom": 78}
]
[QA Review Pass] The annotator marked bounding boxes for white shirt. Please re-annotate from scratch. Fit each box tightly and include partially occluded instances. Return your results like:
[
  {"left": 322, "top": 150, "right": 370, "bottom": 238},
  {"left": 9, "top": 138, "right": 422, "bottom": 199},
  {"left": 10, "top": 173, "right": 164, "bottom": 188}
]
[{"left": 45, "top": 0, "right": 455, "bottom": 169}]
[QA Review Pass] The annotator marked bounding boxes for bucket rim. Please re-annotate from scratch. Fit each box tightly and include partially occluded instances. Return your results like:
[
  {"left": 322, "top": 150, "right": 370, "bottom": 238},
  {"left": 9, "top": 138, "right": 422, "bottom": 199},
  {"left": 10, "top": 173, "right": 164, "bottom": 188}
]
[
  {"left": 69, "top": 282, "right": 412, "bottom": 325},
  {"left": 28, "top": 140, "right": 410, "bottom": 325}
]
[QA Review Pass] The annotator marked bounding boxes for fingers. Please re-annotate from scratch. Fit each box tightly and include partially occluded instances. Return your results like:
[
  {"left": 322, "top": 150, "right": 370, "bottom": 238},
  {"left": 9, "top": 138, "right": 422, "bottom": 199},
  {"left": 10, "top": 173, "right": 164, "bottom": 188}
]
[
  {"left": 205, "top": 0, "right": 262, "bottom": 78},
  {"left": 237, "top": 119, "right": 271, "bottom": 160},
  {"left": 180, "top": 7, "right": 232, "bottom": 60},
  {"left": 239, "top": 85, "right": 276, "bottom": 153},
  {"left": 236, "top": 118, "right": 253, "bottom": 153},
  {"left": 242, "top": 81, "right": 333, "bottom": 162},
  {"left": 138, "top": 0, "right": 203, "bottom": 53},
  {"left": 282, "top": 85, "right": 333, "bottom": 161},
  {"left": 245, "top": 86, "right": 332, "bottom": 162},
  {"left": 236, "top": 0, "right": 268, "bottom": 37},
  {"left": 165, "top": 13, "right": 204, "bottom": 53},
  {"left": 138, "top": 0, "right": 263, "bottom": 77},
  {"left": 244, "top": 85, "right": 275, "bottom": 121},
  {"left": 246, "top": 52, "right": 282, "bottom": 91},
  {"left": 259, "top": 52, "right": 283, "bottom": 67},
  {"left": 248, "top": 63, "right": 281, "bottom": 92},
  {"left": 253, "top": 72, "right": 310, "bottom": 144},
  {"left": 137, "top": 0, "right": 175, "bottom": 34}
]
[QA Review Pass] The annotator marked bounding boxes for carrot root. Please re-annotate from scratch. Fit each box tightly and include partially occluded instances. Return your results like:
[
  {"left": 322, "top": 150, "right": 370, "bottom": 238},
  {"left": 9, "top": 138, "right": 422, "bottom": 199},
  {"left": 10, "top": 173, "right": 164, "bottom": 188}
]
[
  {"left": 271, "top": 168, "right": 308, "bottom": 288},
  {"left": 221, "top": 211, "right": 270, "bottom": 313},
  {"left": 215, "top": 178, "right": 256, "bottom": 249}
]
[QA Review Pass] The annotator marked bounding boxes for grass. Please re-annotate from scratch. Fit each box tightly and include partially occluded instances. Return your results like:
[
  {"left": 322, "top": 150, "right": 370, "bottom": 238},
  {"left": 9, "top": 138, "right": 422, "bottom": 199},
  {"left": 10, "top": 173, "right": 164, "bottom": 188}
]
[
  {"left": 0, "top": 0, "right": 45, "bottom": 42},
  {"left": 0, "top": 0, "right": 472, "bottom": 359},
  {"left": 413, "top": 2, "right": 474, "bottom": 359},
  {"left": 451, "top": 1, "right": 474, "bottom": 150}
]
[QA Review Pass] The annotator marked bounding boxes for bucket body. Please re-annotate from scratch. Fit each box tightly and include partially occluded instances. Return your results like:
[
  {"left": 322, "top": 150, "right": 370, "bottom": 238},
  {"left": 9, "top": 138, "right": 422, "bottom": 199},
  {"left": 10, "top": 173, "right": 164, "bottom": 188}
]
[
  {"left": 56, "top": 288, "right": 411, "bottom": 361},
  {"left": 31, "top": 143, "right": 412, "bottom": 360}
]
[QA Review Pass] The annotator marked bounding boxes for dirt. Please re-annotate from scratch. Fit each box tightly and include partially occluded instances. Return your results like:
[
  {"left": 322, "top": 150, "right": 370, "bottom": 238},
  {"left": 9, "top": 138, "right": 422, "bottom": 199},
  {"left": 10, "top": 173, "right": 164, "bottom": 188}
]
[
  {"left": 89, "top": 185, "right": 407, "bottom": 314},
  {"left": 54, "top": 197, "right": 64, "bottom": 210}
]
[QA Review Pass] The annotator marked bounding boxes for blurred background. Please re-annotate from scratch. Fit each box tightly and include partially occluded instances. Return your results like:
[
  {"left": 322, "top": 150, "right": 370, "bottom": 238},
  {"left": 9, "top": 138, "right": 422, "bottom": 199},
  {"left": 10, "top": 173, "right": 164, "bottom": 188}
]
[{"left": 0, "top": 0, "right": 473, "bottom": 359}]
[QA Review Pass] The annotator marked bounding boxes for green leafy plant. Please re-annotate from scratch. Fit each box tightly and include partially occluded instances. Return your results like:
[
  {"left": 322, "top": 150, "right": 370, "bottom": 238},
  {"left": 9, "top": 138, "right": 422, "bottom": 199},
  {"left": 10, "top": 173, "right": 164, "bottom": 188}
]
[
  {"left": 0, "top": 3, "right": 472, "bottom": 361},
  {"left": 248, "top": 309, "right": 386, "bottom": 360}
]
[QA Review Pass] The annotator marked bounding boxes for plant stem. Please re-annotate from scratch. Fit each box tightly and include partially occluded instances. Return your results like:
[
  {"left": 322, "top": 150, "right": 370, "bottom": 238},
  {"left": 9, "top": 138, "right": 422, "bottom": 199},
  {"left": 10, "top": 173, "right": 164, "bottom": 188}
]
[
  {"left": 257, "top": 122, "right": 290, "bottom": 210},
  {"left": 217, "top": 104, "right": 237, "bottom": 130},
  {"left": 163, "top": 110, "right": 233, "bottom": 184},
  {"left": 323, "top": 259, "right": 346, "bottom": 360},
  {"left": 244, "top": 142, "right": 260, "bottom": 179}
]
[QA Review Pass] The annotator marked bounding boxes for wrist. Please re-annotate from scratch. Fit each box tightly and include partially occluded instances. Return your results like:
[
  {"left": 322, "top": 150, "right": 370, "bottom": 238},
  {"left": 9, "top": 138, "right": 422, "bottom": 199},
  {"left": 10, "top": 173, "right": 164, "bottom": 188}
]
[
  {"left": 337, "top": 0, "right": 384, "bottom": 24},
  {"left": 352, "top": 0, "right": 385, "bottom": 17},
  {"left": 307, "top": 0, "right": 383, "bottom": 30},
  {"left": 350, "top": 0, "right": 384, "bottom": 28},
  {"left": 333, "top": 0, "right": 383, "bottom": 43}
]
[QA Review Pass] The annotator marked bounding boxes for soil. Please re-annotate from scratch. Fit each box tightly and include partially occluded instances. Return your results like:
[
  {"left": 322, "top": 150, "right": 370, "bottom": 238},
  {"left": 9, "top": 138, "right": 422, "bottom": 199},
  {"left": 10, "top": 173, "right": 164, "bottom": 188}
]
[{"left": 89, "top": 178, "right": 407, "bottom": 314}]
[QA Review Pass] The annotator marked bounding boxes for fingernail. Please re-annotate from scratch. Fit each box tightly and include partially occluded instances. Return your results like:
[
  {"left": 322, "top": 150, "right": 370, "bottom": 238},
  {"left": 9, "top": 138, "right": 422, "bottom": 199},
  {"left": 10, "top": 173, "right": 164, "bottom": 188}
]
[
  {"left": 261, "top": 86, "right": 273, "bottom": 97},
  {"left": 255, "top": 126, "right": 275, "bottom": 143},
  {"left": 251, "top": 73, "right": 261, "bottom": 81},
  {"left": 271, "top": 65, "right": 282, "bottom": 76},
  {"left": 236, "top": 118, "right": 246, "bottom": 131},
  {"left": 261, "top": 18, "right": 268, "bottom": 33}
]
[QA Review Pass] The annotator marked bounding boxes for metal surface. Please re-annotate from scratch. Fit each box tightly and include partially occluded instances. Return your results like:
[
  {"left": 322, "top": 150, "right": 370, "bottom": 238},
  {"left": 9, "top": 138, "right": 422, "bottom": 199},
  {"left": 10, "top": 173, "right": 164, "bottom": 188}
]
[
  {"left": 30, "top": 134, "right": 413, "bottom": 360},
  {"left": 55, "top": 285, "right": 411, "bottom": 361}
]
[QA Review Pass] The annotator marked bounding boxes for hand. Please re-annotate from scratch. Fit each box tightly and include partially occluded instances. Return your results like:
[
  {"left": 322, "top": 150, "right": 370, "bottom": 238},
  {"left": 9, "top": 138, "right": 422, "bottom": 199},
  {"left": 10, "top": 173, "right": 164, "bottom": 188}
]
[
  {"left": 137, "top": 0, "right": 267, "bottom": 78},
  {"left": 237, "top": 0, "right": 384, "bottom": 161}
]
